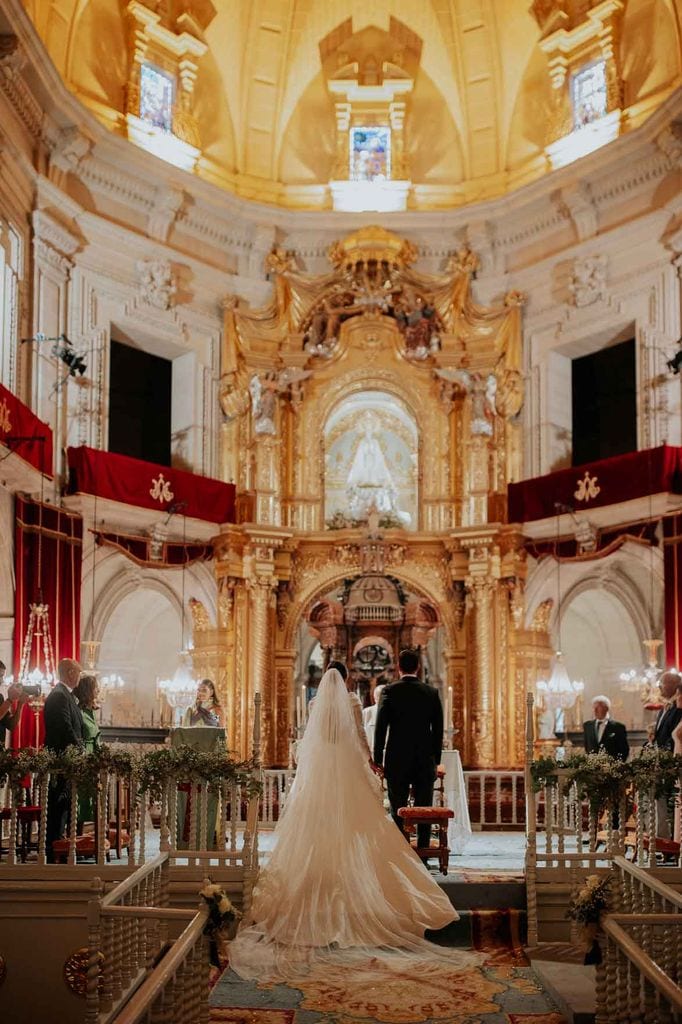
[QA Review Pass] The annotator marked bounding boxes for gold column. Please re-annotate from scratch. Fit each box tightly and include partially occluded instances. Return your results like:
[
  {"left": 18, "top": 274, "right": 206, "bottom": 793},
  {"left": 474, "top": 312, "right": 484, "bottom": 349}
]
[
  {"left": 466, "top": 575, "right": 496, "bottom": 768},
  {"left": 462, "top": 534, "right": 500, "bottom": 768},
  {"left": 247, "top": 574, "right": 276, "bottom": 762},
  {"left": 275, "top": 649, "right": 296, "bottom": 766},
  {"left": 253, "top": 435, "right": 281, "bottom": 526}
]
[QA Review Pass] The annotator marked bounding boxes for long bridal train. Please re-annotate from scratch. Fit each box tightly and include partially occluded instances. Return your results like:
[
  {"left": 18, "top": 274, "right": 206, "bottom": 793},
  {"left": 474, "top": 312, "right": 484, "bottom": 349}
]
[{"left": 228, "top": 669, "right": 481, "bottom": 981}]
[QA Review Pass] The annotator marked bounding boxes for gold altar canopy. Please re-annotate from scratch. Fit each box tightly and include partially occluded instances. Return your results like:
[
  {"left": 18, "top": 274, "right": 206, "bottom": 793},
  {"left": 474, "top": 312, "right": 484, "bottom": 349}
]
[{"left": 195, "top": 227, "right": 549, "bottom": 770}]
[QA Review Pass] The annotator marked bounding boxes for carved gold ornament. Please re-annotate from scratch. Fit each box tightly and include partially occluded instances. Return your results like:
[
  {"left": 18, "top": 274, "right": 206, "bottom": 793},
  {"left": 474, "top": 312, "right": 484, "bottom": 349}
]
[
  {"left": 574, "top": 471, "right": 601, "bottom": 503},
  {"left": 63, "top": 947, "right": 104, "bottom": 997},
  {"left": 0, "top": 398, "right": 11, "bottom": 434},
  {"left": 149, "top": 473, "right": 174, "bottom": 503}
]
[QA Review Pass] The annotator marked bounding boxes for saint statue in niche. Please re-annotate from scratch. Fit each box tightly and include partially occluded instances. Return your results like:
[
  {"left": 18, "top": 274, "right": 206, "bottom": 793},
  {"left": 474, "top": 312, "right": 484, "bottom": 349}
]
[{"left": 346, "top": 412, "right": 411, "bottom": 526}]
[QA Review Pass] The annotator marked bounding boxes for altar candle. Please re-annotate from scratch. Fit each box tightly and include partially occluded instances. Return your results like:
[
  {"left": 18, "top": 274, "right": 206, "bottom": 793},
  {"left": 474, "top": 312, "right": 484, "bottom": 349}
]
[
  {"left": 447, "top": 686, "right": 453, "bottom": 727},
  {"left": 301, "top": 684, "right": 307, "bottom": 723},
  {"left": 296, "top": 696, "right": 302, "bottom": 729}
]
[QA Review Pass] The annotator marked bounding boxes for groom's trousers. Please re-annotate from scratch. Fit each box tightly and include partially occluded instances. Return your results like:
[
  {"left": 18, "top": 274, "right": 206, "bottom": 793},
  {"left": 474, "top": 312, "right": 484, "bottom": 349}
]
[{"left": 386, "top": 774, "right": 434, "bottom": 850}]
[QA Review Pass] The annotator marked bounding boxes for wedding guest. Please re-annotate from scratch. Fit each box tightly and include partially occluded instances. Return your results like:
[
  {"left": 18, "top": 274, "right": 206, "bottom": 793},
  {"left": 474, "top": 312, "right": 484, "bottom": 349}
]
[
  {"left": 44, "top": 658, "right": 85, "bottom": 861},
  {"left": 0, "top": 660, "right": 29, "bottom": 748},
  {"left": 363, "top": 683, "right": 386, "bottom": 750},
  {"left": 671, "top": 682, "right": 682, "bottom": 842},
  {"left": 182, "top": 678, "right": 223, "bottom": 728},
  {"left": 583, "top": 695, "right": 629, "bottom": 761},
  {"left": 73, "top": 674, "right": 101, "bottom": 826},
  {"left": 653, "top": 670, "right": 682, "bottom": 839}
]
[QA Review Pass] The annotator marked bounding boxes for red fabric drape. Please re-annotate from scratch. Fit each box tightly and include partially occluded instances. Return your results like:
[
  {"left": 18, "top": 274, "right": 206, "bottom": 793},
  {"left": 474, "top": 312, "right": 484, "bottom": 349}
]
[
  {"left": 67, "top": 445, "right": 235, "bottom": 523},
  {"left": 508, "top": 445, "right": 682, "bottom": 523},
  {"left": 0, "top": 382, "right": 53, "bottom": 476},
  {"left": 93, "top": 530, "right": 212, "bottom": 567},
  {"left": 12, "top": 497, "right": 83, "bottom": 749},
  {"left": 664, "top": 514, "right": 682, "bottom": 671}
]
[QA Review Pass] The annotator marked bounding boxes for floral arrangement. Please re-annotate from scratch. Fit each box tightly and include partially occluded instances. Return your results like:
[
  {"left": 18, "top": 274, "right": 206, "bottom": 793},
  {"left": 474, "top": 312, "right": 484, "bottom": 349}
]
[
  {"left": 531, "top": 749, "right": 682, "bottom": 811},
  {"left": 325, "top": 510, "right": 404, "bottom": 530},
  {"left": 199, "top": 878, "right": 243, "bottom": 967},
  {"left": 567, "top": 873, "right": 612, "bottom": 965},
  {"left": 567, "top": 873, "right": 612, "bottom": 926},
  {"left": 0, "top": 745, "right": 261, "bottom": 801}
]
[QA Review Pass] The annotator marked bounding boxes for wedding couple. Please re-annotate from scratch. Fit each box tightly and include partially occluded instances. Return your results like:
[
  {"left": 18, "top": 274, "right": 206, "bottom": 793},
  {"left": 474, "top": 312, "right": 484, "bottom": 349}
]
[{"left": 229, "top": 650, "right": 473, "bottom": 981}]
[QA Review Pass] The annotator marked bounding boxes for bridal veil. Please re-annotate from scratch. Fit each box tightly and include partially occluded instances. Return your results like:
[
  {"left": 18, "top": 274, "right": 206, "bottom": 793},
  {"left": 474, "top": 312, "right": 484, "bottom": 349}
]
[{"left": 228, "top": 667, "right": 476, "bottom": 981}]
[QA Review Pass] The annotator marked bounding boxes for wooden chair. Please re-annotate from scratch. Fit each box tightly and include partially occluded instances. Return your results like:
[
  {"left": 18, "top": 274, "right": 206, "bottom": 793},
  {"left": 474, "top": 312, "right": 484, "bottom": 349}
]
[{"left": 397, "top": 805, "right": 454, "bottom": 875}]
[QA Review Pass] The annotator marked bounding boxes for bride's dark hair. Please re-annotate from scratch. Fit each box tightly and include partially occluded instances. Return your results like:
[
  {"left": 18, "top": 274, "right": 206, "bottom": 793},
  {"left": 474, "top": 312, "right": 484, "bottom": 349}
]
[{"left": 327, "top": 660, "right": 348, "bottom": 681}]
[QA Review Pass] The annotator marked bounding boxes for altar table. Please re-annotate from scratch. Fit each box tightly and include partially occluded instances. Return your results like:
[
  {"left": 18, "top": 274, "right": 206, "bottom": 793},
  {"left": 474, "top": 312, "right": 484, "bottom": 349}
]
[{"left": 440, "top": 749, "right": 472, "bottom": 855}]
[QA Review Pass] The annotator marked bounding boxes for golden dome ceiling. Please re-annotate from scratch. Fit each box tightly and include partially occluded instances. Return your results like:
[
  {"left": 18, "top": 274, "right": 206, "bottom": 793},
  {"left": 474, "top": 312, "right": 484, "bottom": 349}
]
[{"left": 21, "top": 0, "right": 682, "bottom": 210}]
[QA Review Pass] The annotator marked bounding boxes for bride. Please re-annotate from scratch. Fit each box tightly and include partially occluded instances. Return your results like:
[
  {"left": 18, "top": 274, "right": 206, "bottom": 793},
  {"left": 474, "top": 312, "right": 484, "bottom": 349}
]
[{"left": 228, "top": 664, "right": 471, "bottom": 981}]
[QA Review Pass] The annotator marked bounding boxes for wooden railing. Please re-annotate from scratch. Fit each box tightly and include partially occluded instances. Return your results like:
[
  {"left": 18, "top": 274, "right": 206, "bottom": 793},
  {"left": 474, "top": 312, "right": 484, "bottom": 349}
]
[
  {"left": 85, "top": 851, "right": 210, "bottom": 1023},
  {"left": 107, "top": 908, "right": 209, "bottom": 1024},
  {"left": 463, "top": 770, "right": 525, "bottom": 828}
]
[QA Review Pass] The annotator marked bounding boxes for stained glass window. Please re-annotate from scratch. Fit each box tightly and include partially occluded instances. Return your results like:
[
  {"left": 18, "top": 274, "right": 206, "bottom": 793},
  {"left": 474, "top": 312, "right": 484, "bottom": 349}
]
[
  {"left": 571, "top": 61, "right": 608, "bottom": 129},
  {"left": 140, "top": 63, "right": 174, "bottom": 133},
  {"left": 349, "top": 127, "right": 391, "bottom": 182}
]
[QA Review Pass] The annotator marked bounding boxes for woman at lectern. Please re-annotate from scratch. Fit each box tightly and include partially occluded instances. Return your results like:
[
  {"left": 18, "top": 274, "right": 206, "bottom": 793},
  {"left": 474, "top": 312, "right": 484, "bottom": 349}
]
[{"left": 182, "top": 678, "right": 224, "bottom": 728}]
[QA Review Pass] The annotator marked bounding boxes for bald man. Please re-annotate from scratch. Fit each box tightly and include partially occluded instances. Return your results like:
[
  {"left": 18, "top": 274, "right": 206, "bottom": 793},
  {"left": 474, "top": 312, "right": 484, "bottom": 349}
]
[{"left": 44, "top": 658, "right": 84, "bottom": 861}]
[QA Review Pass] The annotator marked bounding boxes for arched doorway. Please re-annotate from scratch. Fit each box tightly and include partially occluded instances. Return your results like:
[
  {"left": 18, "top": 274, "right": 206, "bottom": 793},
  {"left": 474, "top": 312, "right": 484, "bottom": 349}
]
[{"left": 97, "top": 586, "right": 181, "bottom": 726}]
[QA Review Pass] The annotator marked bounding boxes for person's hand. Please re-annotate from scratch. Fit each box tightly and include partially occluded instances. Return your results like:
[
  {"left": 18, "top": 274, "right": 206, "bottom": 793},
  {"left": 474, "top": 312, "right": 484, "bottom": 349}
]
[
  {"left": 7, "top": 682, "right": 22, "bottom": 701},
  {"left": 370, "top": 760, "right": 384, "bottom": 778}
]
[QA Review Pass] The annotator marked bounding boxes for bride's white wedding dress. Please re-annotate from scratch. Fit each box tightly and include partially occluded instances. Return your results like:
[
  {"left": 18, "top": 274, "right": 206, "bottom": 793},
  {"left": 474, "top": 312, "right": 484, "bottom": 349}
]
[{"left": 229, "top": 668, "right": 473, "bottom": 981}]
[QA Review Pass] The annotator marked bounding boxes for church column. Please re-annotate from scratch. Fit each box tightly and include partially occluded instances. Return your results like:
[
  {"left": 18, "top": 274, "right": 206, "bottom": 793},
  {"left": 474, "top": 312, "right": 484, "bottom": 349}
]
[
  {"left": 253, "top": 434, "right": 281, "bottom": 526},
  {"left": 247, "top": 573, "right": 276, "bottom": 762},
  {"left": 462, "top": 534, "right": 500, "bottom": 768},
  {"left": 274, "top": 648, "right": 296, "bottom": 766}
]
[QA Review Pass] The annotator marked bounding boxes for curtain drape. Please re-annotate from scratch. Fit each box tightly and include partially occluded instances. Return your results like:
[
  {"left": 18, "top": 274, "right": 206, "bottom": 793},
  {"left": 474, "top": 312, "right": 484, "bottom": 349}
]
[{"left": 12, "top": 497, "right": 83, "bottom": 749}]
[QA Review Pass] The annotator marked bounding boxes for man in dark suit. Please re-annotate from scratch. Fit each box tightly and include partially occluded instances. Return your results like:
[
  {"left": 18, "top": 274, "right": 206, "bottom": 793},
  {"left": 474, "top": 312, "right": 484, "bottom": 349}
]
[
  {"left": 583, "top": 695, "right": 629, "bottom": 761},
  {"left": 652, "top": 670, "right": 682, "bottom": 838},
  {"left": 373, "top": 648, "right": 443, "bottom": 856},
  {"left": 44, "top": 658, "right": 84, "bottom": 861},
  {"left": 653, "top": 670, "right": 682, "bottom": 752}
]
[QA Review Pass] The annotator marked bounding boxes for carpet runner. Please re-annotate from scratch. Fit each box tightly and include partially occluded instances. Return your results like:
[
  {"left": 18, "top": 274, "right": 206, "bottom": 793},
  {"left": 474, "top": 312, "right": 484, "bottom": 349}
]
[{"left": 210, "top": 910, "right": 565, "bottom": 1024}]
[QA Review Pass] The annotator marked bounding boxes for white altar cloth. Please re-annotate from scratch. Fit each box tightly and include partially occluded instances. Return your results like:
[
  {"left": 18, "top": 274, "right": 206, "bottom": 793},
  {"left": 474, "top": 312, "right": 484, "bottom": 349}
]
[{"left": 440, "top": 749, "right": 472, "bottom": 855}]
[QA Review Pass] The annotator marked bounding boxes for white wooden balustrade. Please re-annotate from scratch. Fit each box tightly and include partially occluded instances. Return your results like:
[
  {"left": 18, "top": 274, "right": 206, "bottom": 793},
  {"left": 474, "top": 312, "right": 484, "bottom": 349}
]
[
  {"left": 85, "top": 851, "right": 210, "bottom": 1024},
  {"left": 463, "top": 770, "right": 524, "bottom": 828}
]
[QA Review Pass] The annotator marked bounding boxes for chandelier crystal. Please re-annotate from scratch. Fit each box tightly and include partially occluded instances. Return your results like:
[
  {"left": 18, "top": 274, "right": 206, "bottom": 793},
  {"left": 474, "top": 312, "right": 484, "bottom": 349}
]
[
  {"left": 17, "top": 602, "right": 56, "bottom": 694},
  {"left": 619, "top": 638, "right": 663, "bottom": 705},
  {"left": 537, "top": 651, "right": 585, "bottom": 711},
  {"left": 157, "top": 652, "right": 198, "bottom": 723}
]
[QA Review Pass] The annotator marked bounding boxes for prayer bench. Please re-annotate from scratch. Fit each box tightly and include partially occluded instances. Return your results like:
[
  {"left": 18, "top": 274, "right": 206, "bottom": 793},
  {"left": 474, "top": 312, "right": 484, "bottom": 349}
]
[{"left": 397, "top": 805, "right": 453, "bottom": 875}]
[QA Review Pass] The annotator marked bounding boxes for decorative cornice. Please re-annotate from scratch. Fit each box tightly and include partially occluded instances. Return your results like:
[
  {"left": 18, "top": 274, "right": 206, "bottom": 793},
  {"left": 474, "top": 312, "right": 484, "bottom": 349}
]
[
  {"left": 32, "top": 209, "right": 80, "bottom": 257},
  {"left": 0, "top": 35, "right": 43, "bottom": 140}
]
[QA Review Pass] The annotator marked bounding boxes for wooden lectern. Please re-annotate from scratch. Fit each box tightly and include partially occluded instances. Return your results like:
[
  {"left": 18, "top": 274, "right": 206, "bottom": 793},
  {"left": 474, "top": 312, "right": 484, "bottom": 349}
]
[{"left": 170, "top": 726, "right": 226, "bottom": 850}]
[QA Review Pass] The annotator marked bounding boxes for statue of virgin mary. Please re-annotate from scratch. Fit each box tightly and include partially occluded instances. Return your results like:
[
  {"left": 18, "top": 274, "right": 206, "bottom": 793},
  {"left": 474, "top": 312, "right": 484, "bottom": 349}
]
[{"left": 346, "top": 413, "right": 410, "bottom": 525}]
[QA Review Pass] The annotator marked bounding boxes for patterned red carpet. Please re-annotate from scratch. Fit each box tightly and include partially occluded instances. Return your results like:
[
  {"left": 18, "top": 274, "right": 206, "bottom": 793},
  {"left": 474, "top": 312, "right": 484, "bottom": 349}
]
[{"left": 209, "top": 914, "right": 566, "bottom": 1024}]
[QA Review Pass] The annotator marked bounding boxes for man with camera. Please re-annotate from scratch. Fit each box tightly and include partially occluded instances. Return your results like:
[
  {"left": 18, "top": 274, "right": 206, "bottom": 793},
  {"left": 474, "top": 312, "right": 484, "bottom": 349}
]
[{"left": 0, "top": 660, "right": 30, "bottom": 748}]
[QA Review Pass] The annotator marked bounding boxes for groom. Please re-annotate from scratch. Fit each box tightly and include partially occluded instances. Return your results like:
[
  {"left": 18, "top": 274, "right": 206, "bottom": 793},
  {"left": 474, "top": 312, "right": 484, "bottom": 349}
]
[{"left": 373, "top": 648, "right": 443, "bottom": 855}]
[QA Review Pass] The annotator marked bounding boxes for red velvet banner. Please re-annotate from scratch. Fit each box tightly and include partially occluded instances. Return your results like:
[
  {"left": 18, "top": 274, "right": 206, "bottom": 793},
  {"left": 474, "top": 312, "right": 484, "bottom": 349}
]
[
  {"left": 67, "top": 446, "right": 235, "bottom": 524},
  {"left": 12, "top": 497, "right": 83, "bottom": 749},
  {"left": 0, "top": 382, "right": 53, "bottom": 476},
  {"left": 508, "top": 446, "right": 682, "bottom": 524},
  {"left": 664, "top": 514, "right": 682, "bottom": 671}
]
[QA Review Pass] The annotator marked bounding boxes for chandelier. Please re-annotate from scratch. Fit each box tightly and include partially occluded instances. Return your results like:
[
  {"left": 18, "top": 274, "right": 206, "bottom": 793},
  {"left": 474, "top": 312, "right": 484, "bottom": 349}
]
[
  {"left": 17, "top": 602, "right": 55, "bottom": 693},
  {"left": 619, "top": 638, "right": 663, "bottom": 706},
  {"left": 157, "top": 654, "right": 197, "bottom": 724},
  {"left": 537, "top": 651, "right": 585, "bottom": 711}
]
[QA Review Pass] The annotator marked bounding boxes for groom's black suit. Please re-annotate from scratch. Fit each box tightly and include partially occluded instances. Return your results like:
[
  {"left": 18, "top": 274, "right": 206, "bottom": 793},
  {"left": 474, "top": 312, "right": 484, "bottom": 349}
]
[{"left": 373, "top": 675, "right": 443, "bottom": 850}]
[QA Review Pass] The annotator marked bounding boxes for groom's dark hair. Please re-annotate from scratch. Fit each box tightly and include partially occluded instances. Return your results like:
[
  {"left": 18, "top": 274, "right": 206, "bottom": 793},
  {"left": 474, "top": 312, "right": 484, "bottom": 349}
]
[
  {"left": 328, "top": 660, "right": 348, "bottom": 680},
  {"left": 398, "top": 649, "right": 420, "bottom": 675}
]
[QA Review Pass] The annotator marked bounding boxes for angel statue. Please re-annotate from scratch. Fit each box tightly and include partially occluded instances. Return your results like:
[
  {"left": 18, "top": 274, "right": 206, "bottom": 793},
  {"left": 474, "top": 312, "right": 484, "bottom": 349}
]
[{"left": 249, "top": 368, "right": 312, "bottom": 435}]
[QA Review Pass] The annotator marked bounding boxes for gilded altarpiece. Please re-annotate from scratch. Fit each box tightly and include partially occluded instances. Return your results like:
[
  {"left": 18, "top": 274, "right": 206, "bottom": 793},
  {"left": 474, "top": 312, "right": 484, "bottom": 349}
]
[{"left": 200, "top": 227, "right": 544, "bottom": 769}]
